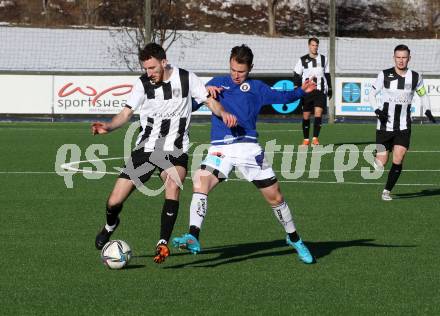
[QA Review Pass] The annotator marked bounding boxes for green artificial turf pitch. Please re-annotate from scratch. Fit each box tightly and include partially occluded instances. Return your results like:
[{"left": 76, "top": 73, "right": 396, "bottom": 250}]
[{"left": 0, "top": 122, "right": 439, "bottom": 315}]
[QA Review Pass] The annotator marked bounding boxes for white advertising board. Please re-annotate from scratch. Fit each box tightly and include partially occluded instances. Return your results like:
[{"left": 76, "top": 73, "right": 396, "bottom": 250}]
[
  {"left": 0, "top": 75, "right": 52, "bottom": 114},
  {"left": 54, "top": 75, "right": 136, "bottom": 114},
  {"left": 2, "top": 74, "right": 438, "bottom": 117},
  {"left": 336, "top": 77, "right": 440, "bottom": 117},
  {"left": 53, "top": 75, "right": 214, "bottom": 115}
]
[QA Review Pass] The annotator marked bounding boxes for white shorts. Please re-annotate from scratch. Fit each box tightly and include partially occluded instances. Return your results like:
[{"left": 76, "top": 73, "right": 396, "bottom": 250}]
[{"left": 201, "top": 143, "right": 276, "bottom": 182}]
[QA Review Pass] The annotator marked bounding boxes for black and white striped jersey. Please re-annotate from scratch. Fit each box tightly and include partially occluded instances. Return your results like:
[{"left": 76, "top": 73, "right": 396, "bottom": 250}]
[
  {"left": 126, "top": 65, "right": 207, "bottom": 153},
  {"left": 293, "top": 54, "right": 331, "bottom": 93},
  {"left": 369, "top": 67, "right": 431, "bottom": 131}
]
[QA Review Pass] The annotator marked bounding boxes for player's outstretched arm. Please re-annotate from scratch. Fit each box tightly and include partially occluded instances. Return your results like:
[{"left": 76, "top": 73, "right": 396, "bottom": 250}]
[
  {"left": 205, "top": 97, "right": 237, "bottom": 128},
  {"left": 91, "top": 107, "right": 133, "bottom": 135}
]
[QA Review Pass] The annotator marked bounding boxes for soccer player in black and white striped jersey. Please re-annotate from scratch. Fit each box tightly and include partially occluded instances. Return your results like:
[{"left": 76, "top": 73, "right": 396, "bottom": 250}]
[
  {"left": 91, "top": 43, "right": 237, "bottom": 262},
  {"left": 369, "top": 44, "right": 436, "bottom": 201},
  {"left": 293, "top": 37, "right": 332, "bottom": 146}
]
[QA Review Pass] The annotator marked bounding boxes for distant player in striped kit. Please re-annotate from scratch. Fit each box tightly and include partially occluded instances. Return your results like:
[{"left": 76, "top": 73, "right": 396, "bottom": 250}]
[
  {"left": 369, "top": 44, "right": 436, "bottom": 201},
  {"left": 91, "top": 43, "right": 237, "bottom": 263},
  {"left": 293, "top": 37, "right": 332, "bottom": 146}
]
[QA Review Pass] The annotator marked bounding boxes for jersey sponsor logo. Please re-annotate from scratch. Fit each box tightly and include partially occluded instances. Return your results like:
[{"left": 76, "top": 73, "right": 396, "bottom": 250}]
[
  {"left": 240, "top": 82, "right": 250, "bottom": 92},
  {"left": 383, "top": 94, "right": 412, "bottom": 105},
  {"left": 221, "top": 85, "right": 230, "bottom": 90},
  {"left": 150, "top": 110, "right": 180, "bottom": 118}
]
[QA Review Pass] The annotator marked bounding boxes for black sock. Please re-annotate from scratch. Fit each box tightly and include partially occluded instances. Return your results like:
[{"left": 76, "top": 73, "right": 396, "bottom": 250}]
[
  {"left": 160, "top": 199, "right": 179, "bottom": 242},
  {"left": 313, "top": 117, "right": 322, "bottom": 138},
  {"left": 288, "top": 231, "right": 300, "bottom": 242},
  {"left": 302, "top": 119, "right": 310, "bottom": 139},
  {"left": 189, "top": 225, "right": 200, "bottom": 240},
  {"left": 106, "top": 203, "right": 123, "bottom": 226},
  {"left": 385, "top": 163, "right": 402, "bottom": 191}
]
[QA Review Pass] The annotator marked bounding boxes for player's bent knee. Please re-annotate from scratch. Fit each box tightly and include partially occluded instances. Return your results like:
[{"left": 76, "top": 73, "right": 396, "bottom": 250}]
[
  {"left": 193, "top": 171, "right": 218, "bottom": 194},
  {"left": 392, "top": 158, "right": 404, "bottom": 165},
  {"left": 165, "top": 180, "right": 181, "bottom": 193},
  {"left": 164, "top": 187, "right": 180, "bottom": 200},
  {"left": 268, "top": 196, "right": 284, "bottom": 206}
]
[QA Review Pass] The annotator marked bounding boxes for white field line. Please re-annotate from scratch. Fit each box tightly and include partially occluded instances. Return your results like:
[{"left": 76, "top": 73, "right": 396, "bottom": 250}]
[{"left": 0, "top": 157, "right": 427, "bottom": 187}]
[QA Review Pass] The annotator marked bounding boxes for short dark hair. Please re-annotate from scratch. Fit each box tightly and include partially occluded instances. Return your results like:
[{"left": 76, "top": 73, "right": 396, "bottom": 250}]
[
  {"left": 139, "top": 43, "right": 166, "bottom": 61},
  {"left": 308, "top": 37, "right": 319, "bottom": 45},
  {"left": 230, "top": 44, "right": 253, "bottom": 67},
  {"left": 394, "top": 44, "right": 410, "bottom": 55}
]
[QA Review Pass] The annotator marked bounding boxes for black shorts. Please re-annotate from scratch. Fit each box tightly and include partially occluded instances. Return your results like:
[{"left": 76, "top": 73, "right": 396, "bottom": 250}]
[
  {"left": 118, "top": 149, "right": 188, "bottom": 183},
  {"left": 302, "top": 90, "right": 327, "bottom": 112},
  {"left": 376, "top": 129, "right": 411, "bottom": 152}
]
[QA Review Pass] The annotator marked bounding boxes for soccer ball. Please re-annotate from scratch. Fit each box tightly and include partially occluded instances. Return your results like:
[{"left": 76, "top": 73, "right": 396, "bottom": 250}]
[{"left": 101, "top": 240, "right": 132, "bottom": 269}]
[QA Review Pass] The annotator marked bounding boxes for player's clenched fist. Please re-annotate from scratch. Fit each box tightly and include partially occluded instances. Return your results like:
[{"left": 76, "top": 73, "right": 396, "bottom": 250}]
[
  {"left": 301, "top": 78, "right": 317, "bottom": 93},
  {"left": 91, "top": 122, "right": 110, "bottom": 135},
  {"left": 221, "top": 111, "right": 238, "bottom": 128}
]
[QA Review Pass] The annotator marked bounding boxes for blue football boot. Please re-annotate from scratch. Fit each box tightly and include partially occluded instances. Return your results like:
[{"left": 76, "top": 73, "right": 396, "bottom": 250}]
[
  {"left": 172, "top": 233, "right": 201, "bottom": 254},
  {"left": 286, "top": 236, "right": 316, "bottom": 264}
]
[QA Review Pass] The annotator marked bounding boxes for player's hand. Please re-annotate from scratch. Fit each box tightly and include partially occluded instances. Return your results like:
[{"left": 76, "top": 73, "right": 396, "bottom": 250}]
[
  {"left": 91, "top": 122, "right": 110, "bottom": 135},
  {"left": 425, "top": 110, "right": 436, "bottom": 123},
  {"left": 301, "top": 79, "right": 317, "bottom": 93},
  {"left": 221, "top": 111, "right": 238, "bottom": 128},
  {"left": 374, "top": 109, "right": 389, "bottom": 124},
  {"left": 327, "top": 89, "right": 333, "bottom": 100},
  {"left": 206, "top": 86, "right": 223, "bottom": 99}
]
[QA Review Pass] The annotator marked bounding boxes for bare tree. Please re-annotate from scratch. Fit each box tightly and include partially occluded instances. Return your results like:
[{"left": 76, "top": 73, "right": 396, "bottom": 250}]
[
  {"left": 109, "top": 0, "right": 192, "bottom": 71},
  {"left": 42, "top": 0, "right": 50, "bottom": 24},
  {"left": 42, "top": 0, "right": 49, "bottom": 13},
  {"left": 305, "top": 0, "right": 314, "bottom": 30},
  {"left": 267, "top": 0, "right": 279, "bottom": 36},
  {"left": 79, "top": 0, "right": 102, "bottom": 26},
  {"left": 426, "top": 0, "right": 440, "bottom": 37}
]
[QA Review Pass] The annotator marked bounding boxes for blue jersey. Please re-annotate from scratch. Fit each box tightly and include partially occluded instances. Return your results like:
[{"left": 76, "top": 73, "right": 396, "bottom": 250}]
[{"left": 207, "top": 76, "right": 305, "bottom": 145}]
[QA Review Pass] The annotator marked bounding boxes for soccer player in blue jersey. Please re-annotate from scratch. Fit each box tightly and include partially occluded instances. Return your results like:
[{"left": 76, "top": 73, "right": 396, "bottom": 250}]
[{"left": 173, "top": 44, "right": 317, "bottom": 264}]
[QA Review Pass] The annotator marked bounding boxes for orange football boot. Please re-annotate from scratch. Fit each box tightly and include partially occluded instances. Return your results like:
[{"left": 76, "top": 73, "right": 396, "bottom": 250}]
[{"left": 153, "top": 243, "right": 170, "bottom": 264}]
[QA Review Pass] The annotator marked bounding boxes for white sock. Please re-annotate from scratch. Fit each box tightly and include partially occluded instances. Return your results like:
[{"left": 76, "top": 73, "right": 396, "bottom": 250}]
[
  {"left": 156, "top": 239, "right": 167, "bottom": 246},
  {"left": 189, "top": 193, "right": 208, "bottom": 229},
  {"left": 272, "top": 201, "right": 296, "bottom": 233}
]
